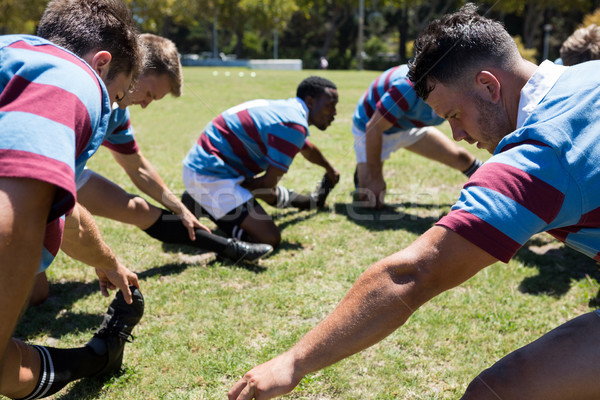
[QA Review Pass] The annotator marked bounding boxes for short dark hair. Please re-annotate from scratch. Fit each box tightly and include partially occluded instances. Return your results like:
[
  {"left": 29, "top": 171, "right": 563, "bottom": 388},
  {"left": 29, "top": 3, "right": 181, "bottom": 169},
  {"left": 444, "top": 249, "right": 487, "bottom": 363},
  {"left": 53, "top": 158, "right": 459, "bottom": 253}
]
[
  {"left": 296, "top": 76, "right": 337, "bottom": 100},
  {"left": 37, "top": 0, "right": 142, "bottom": 83},
  {"left": 560, "top": 24, "right": 600, "bottom": 66},
  {"left": 140, "top": 33, "right": 183, "bottom": 97},
  {"left": 408, "top": 3, "right": 519, "bottom": 100}
]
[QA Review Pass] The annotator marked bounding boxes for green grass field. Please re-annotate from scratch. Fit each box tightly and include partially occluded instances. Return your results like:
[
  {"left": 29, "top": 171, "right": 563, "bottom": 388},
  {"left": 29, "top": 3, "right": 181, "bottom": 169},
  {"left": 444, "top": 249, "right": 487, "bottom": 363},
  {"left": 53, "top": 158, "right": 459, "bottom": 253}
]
[{"left": 14, "top": 67, "right": 600, "bottom": 400}]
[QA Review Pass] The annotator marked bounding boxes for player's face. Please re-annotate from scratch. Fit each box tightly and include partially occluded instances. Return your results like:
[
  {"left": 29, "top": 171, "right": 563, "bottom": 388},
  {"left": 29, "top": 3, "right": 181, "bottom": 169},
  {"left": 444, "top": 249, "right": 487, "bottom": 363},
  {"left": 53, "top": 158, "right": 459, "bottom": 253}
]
[
  {"left": 104, "top": 72, "right": 133, "bottom": 105},
  {"left": 426, "top": 80, "right": 512, "bottom": 154},
  {"left": 118, "top": 73, "right": 171, "bottom": 109},
  {"left": 307, "top": 88, "right": 338, "bottom": 131}
]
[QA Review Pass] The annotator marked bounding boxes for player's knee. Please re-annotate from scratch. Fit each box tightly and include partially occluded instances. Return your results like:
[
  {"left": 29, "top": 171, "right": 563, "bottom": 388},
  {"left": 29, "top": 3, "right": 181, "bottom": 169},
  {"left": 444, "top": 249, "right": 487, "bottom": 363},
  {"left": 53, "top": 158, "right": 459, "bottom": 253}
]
[
  {"left": 128, "top": 196, "right": 152, "bottom": 214},
  {"left": 28, "top": 273, "right": 49, "bottom": 307},
  {"left": 28, "top": 287, "right": 49, "bottom": 306},
  {"left": 462, "top": 352, "right": 527, "bottom": 399},
  {"left": 256, "top": 230, "right": 280, "bottom": 248},
  {"left": 0, "top": 340, "right": 34, "bottom": 398}
]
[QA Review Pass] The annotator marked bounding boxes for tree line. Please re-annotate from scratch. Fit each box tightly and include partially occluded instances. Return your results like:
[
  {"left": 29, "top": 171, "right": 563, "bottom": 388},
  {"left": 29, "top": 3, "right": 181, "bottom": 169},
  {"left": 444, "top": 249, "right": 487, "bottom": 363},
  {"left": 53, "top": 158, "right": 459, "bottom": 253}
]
[{"left": 3, "top": 0, "right": 600, "bottom": 69}]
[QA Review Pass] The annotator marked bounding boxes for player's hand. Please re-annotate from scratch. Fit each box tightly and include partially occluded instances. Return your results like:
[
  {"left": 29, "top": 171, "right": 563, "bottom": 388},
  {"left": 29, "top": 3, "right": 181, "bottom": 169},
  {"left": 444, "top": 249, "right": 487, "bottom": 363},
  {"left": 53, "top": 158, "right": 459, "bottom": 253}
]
[
  {"left": 228, "top": 353, "right": 302, "bottom": 400},
  {"left": 326, "top": 167, "right": 341, "bottom": 186},
  {"left": 177, "top": 206, "right": 211, "bottom": 241},
  {"left": 360, "top": 176, "right": 386, "bottom": 209},
  {"left": 95, "top": 262, "right": 139, "bottom": 304}
]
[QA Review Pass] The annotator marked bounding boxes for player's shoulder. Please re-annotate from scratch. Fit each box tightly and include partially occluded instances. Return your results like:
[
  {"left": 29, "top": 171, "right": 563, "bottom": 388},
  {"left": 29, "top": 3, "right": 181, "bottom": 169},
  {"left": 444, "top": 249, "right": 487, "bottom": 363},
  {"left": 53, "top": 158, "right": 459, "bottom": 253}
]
[{"left": 2, "top": 34, "right": 102, "bottom": 96}]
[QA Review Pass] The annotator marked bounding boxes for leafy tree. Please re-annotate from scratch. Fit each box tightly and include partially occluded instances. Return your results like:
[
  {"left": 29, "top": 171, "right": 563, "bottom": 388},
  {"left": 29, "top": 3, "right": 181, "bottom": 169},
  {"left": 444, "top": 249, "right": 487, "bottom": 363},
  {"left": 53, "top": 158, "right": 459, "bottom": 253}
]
[{"left": 0, "top": 0, "right": 48, "bottom": 34}]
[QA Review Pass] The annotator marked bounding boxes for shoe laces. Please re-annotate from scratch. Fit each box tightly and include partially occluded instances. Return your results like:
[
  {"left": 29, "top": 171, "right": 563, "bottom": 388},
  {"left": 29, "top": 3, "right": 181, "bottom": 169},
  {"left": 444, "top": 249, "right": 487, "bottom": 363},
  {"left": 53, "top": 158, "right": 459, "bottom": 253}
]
[{"left": 95, "top": 326, "right": 136, "bottom": 343}]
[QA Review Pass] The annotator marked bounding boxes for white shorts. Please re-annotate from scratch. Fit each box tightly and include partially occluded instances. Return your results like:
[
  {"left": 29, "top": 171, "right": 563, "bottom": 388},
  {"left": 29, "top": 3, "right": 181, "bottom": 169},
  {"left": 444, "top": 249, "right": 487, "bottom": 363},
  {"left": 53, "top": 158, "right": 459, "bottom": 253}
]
[
  {"left": 76, "top": 168, "right": 94, "bottom": 191},
  {"left": 352, "top": 123, "right": 428, "bottom": 163},
  {"left": 182, "top": 166, "right": 253, "bottom": 220}
]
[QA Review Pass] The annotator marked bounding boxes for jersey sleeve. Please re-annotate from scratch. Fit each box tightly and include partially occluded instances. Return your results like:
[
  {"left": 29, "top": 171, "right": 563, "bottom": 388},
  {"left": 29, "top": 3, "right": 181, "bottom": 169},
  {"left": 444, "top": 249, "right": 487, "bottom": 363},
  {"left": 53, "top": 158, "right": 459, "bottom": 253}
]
[
  {"left": 0, "top": 38, "right": 104, "bottom": 222},
  {"left": 265, "top": 122, "right": 308, "bottom": 172},
  {"left": 102, "top": 107, "right": 139, "bottom": 154},
  {"left": 436, "top": 143, "right": 568, "bottom": 262},
  {"left": 0, "top": 36, "right": 110, "bottom": 272},
  {"left": 376, "top": 78, "right": 418, "bottom": 125}
]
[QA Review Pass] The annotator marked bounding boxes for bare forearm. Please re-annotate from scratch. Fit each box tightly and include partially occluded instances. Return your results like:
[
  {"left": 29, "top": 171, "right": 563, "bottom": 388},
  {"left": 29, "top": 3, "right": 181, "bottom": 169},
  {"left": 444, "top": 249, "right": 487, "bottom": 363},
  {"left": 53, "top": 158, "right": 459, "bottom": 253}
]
[
  {"left": 365, "top": 127, "right": 384, "bottom": 177},
  {"left": 128, "top": 160, "right": 175, "bottom": 208},
  {"left": 61, "top": 203, "right": 119, "bottom": 270},
  {"left": 301, "top": 146, "right": 335, "bottom": 174}
]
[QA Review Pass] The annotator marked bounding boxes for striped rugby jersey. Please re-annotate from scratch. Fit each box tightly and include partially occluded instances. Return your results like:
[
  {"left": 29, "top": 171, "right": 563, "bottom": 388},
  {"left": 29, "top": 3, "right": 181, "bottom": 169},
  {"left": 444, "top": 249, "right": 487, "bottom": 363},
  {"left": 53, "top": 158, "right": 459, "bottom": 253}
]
[
  {"left": 437, "top": 60, "right": 600, "bottom": 262},
  {"left": 102, "top": 106, "right": 139, "bottom": 154},
  {"left": 352, "top": 65, "right": 444, "bottom": 134},
  {"left": 184, "top": 97, "right": 310, "bottom": 179},
  {"left": 0, "top": 34, "right": 111, "bottom": 269}
]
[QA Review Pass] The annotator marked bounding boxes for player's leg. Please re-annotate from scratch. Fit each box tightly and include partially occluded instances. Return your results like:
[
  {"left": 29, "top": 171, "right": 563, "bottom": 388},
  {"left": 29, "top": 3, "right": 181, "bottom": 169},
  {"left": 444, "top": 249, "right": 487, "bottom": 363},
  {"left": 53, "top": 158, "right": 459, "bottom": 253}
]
[
  {"left": 0, "top": 339, "right": 41, "bottom": 398},
  {"left": 1, "top": 287, "right": 144, "bottom": 399},
  {"left": 182, "top": 169, "right": 275, "bottom": 257},
  {"left": 461, "top": 311, "right": 600, "bottom": 400},
  {"left": 253, "top": 186, "right": 316, "bottom": 211},
  {"left": 202, "top": 198, "right": 280, "bottom": 248},
  {"left": 405, "top": 127, "right": 481, "bottom": 177},
  {"left": 0, "top": 178, "right": 55, "bottom": 373},
  {"left": 239, "top": 200, "right": 280, "bottom": 248},
  {"left": 28, "top": 273, "right": 50, "bottom": 306},
  {"left": 77, "top": 169, "right": 161, "bottom": 229}
]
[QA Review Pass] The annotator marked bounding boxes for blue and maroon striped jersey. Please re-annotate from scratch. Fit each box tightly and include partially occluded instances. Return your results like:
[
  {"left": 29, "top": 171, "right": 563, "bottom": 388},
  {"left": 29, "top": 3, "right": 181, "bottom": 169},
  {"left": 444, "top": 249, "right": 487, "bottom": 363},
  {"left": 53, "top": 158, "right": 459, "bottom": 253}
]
[
  {"left": 102, "top": 106, "right": 139, "bottom": 155},
  {"left": 352, "top": 65, "right": 444, "bottom": 134},
  {"left": 184, "top": 98, "right": 310, "bottom": 179},
  {"left": 0, "top": 34, "right": 111, "bottom": 269},
  {"left": 437, "top": 60, "right": 600, "bottom": 263}
]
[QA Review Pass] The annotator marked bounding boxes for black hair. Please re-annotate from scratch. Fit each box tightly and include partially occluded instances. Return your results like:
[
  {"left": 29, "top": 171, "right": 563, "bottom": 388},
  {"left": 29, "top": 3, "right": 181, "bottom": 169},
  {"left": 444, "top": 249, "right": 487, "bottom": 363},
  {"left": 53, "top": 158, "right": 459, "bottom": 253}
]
[
  {"left": 408, "top": 3, "right": 518, "bottom": 100},
  {"left": 296, "top": 76, "right": 337, "bottom": 100},
  {"left": 37, "top": 0, "right": 142, "bottom": 83}
]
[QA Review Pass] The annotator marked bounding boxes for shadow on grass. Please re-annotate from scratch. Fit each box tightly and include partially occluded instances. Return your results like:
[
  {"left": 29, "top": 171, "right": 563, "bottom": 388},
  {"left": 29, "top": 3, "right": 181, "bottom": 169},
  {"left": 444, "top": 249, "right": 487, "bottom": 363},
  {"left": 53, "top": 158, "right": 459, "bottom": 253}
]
[
  {"left": 514, "top": 237, "right": 600, "bottom": 307},
  {"left": 16, "top": 254, "right": 266, "bottom": 340},
  {"left": 272, "top": 207, "right": 324, "bottom": 233},
  {"left": 55, "top": 376, "right": 106, "bottom": 400},
  {"left": 15, "top": 280, "right": 103, "bottom": 340},
  {"left": 160, "top": 244, "right": 269, "bottom": 273},
  {"left": 332, "top": 201, "right": 444, "bottom": 234}
]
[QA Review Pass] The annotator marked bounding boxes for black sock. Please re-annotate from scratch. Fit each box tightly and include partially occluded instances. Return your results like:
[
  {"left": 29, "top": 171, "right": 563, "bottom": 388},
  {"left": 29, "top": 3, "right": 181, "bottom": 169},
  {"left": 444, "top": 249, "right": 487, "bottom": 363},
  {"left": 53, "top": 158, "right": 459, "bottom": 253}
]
[
  {"left": 17, "top": 345, "right": 107, "bottom": 399},
  {"left": 289, "top": 191, "right": 313, "bottom": 209},
  {"left": 463, "top": 159, "right": 482, "bottom": 177},
  {"left": 276, "top": 186, "right": 313, "bottom": 210},
  {"left": 143, "top": 209, "right": 228, "bottom": 253}
]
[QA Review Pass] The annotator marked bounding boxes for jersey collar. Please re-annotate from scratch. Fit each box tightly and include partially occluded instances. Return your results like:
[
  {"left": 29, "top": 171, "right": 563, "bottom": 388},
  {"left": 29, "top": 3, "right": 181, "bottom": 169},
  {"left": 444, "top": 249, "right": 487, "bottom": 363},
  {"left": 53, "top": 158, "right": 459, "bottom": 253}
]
[
  {"left": 294, "top": 97, "right": 309, "bottom": 122},
  {"left": 516, "top": 60, "right": 567, "bottom": 129}
]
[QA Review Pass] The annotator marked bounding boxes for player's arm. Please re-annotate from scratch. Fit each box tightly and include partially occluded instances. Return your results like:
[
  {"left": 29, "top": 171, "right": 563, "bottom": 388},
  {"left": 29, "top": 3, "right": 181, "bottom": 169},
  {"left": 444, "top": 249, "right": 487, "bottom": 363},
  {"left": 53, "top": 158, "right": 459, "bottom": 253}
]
[
  {"left": 242, "top": 165, "right": 286, "bottom": 191},
  {"left": 229, "top": 226, "right": 498, "bottom": 400},
  {"left": 110, "top": 149, "right": 210, "bottom": 238},
  {"left": 0, "top": 178, "right": 55, "bottom": 365},
  {"left": 299, "top": 141, "right": 340, "bottom": 185},
  {"left": 242, "top": 166, "right": 286, "bottom": 205},
  {"left": 362, "top": 110, "right": 394, "bottom": 208},
  {"left": 60, "top": 202, "right": 139, "bottom": 303}
]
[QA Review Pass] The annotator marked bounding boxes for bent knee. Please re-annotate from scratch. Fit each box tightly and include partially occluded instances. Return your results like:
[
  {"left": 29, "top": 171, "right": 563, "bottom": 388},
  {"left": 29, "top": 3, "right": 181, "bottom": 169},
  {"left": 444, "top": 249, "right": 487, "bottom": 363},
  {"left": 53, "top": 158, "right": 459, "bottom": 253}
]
[
  {"left": 256, "top": 231, "right": 280, "bottom": 248},
  {"left": 128, "top": 196, "right": 153, "bottom": 213},
  {"left": 0, "top": 339, "right": 38, "bottom": 398},
  {"left": 462, "top": 352, "right": 530, "bottom": 400}
]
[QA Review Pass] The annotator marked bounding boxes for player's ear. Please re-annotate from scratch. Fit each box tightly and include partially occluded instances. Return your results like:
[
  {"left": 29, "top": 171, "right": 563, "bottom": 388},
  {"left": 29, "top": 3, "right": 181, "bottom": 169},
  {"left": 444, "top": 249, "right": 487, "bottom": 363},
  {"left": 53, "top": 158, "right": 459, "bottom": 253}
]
[
  {"left": 303, "top": 95, "right": 315, "bottom": 110},
  {"left": 88, "top": 51, "right": 113, "bottom": 81},
  {"left": 475, "top": 71, "right": 501, "bottom": 102}
]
